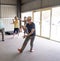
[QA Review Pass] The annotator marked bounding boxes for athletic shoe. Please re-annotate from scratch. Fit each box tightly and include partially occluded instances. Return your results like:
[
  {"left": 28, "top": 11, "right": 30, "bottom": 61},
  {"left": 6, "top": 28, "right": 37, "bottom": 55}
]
[
  {"left": 18, "top": 49, "right": 23, "bottom": 53},
  {"left": 30, "top": 50, "right": 34, "bottom": 52}
]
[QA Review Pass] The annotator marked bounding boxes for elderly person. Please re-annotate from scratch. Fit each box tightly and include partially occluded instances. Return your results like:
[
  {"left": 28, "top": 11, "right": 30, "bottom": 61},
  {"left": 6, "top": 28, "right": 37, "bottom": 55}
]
[{"left": 18, "top": 16, "right": 36, "bottom": 53}]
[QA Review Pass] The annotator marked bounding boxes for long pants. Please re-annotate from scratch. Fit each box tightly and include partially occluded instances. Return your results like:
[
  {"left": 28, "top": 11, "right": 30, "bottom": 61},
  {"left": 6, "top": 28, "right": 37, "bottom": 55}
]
[
  {"left": 0, "top": 28, "right": 4, "bottom": 41},
  {"left": 21, "top": 36, "right": 35, "bottom": 52}
]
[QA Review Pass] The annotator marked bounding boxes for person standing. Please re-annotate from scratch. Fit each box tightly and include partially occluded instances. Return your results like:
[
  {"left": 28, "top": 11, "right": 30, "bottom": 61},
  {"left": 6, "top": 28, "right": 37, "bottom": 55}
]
[
  {"left": 13, "top": 16, "right": 19, "bottom": 37},
  {"left": 24, "top": 16, "right": 27, "bottom": 26},
  {"left": 18, "top": 16, "right": 36, "bottom": 53}
]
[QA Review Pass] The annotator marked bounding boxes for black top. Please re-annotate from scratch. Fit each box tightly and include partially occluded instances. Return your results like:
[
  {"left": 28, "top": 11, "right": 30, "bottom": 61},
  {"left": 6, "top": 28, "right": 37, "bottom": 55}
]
[{"left": 26, "top": 22, "right": 36, "bottom": 36}]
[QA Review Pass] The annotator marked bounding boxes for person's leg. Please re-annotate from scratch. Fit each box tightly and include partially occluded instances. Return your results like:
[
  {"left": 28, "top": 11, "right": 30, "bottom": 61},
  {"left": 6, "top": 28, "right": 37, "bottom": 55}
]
[
  {"left": 13, "top": 28, "right": 16, "bottom": 37},
  {"left": 15, "top": 28, "right": 19, "bottom": 36},
  {"left": 17, "top": 28, "right": 19, "bottom": 36},
  {"left": 2, "top": 28, "right": 4, "bottom": 41},
  {"left": 30, "top": 36, "right": 35, "bottom": 52},
  {"left": 18, "top": 36, "right": 30, "bottom": 53}
]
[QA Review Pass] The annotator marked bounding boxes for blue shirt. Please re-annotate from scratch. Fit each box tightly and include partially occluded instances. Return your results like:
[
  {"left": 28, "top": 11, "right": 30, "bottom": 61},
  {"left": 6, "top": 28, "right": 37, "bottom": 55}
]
[
  {"left": 26, "top": 22, "right": 35, "bottom": 36},
  {"left": 0, "top": 21, "right": 4, "bottom": 29}
]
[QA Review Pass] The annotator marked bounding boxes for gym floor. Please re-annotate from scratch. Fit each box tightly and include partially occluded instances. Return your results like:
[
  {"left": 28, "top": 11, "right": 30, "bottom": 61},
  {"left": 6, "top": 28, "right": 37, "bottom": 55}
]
[{"left": 0, "top": 33, "right": 60, "bottom": 61}]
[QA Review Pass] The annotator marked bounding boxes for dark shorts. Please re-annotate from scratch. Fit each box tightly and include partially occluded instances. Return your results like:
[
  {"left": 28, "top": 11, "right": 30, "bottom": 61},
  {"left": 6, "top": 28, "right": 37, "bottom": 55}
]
[{"left": 14, "top": 28, "right": 19, "bottom": 34}]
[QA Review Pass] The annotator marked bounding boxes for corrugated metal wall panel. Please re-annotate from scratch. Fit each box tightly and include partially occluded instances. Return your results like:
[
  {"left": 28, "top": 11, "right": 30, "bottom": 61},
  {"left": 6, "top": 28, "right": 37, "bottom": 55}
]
[
  {"left": 1, "top": 5, "right": 17, "bottom": 18},
  {"left": 0, "top": 5, "right": 1, "bottom": 18},
  {"left": 1, "top": 5, "right": 17, "bottom": 31},
  {"left": 1, "top": 0, "right": 17, "bottom": 5},
  {"left": 0, "top": 0, "right": 17, "bottom": 31}
]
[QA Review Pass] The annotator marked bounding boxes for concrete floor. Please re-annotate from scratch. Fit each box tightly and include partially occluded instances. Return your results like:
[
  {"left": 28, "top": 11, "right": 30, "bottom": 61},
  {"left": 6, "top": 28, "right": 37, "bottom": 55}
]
[{"left": 0, "top": 33, "right": 60, "bottom": 61}]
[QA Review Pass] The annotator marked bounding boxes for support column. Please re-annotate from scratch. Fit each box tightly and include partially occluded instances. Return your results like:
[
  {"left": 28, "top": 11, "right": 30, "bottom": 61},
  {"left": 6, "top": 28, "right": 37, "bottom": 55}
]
[{"left": 17, "top": 0, "right": 21, "bottom": 28}]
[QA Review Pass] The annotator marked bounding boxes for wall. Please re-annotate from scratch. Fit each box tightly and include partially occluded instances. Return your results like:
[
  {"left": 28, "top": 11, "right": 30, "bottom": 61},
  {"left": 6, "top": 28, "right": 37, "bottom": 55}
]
[
  {"left": 1, "top": 0, "right": 17, "bottom": 5},
  {"left": 0, "top": 0, "right": 1, "bottom": 18},
  {"left": 0, "top": 5, "right": 1, "bottom": 18},
  {"left": 1, "top": 5, "right": 17, "bottom": 18},
  {"left": 0, "top": 0, "right": 17, "bottom": 31},
  {"left": 1, "top": 0, "right": 17, "bottom": 18}
]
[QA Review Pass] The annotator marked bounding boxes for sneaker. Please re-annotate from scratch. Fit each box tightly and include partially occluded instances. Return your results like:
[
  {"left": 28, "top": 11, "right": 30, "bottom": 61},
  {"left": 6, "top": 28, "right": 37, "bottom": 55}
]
[
  {"left": 30, "top": 50, "right": 34, "bottom": 52},
  {"left": 18, "top": 49, "right": 23, "bottom": 53}
]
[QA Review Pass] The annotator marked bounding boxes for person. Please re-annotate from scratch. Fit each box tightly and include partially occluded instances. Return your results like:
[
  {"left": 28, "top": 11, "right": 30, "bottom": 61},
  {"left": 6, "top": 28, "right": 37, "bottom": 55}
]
[
  {"left": 13, "top": 16, "right": 19, "bottom": 37},
  {"left": 24, "top": 16, "right": 27, "bottom": 26},
  {"left": 0, "top": 20, "right": 5, "bottom": 41},
  {"left": 18, "top": 16, "right": 36, "bottom": 53}
]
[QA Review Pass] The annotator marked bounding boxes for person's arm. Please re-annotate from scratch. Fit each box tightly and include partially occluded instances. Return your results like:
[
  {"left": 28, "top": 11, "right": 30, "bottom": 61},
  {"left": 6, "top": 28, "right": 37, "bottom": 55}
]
[
  {"left": 11, "top": 19, "right": 14, "bottom": 24},
  {"left": 12, "top": 19, "right": 15, "bottom": 23},
  {"left": 24, "top": 28, "right": 35, "bottom": 37},
  {"left": 21, "top": 25, "right": 27, "bottom": 31},
  {"left": 28, "top": 29, "right": 35, "bottom": 36},
  {"left": 19, "top": 25, "right": 27, "bottom": 32},
  {"left": 20, "top": 25, "right": 28, "bottom": 38}
]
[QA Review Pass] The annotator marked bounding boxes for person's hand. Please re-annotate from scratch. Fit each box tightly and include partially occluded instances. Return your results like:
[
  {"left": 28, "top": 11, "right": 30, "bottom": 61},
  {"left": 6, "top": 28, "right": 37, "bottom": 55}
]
[
  {"left": 23, "top": 34, "right": 28, "bottom": 38},
  {"left": 13, "top": 19, "right": 15, "bottom": 23},
  {"left": 23, "top": 36, "right": 25, "bottom": 38}
]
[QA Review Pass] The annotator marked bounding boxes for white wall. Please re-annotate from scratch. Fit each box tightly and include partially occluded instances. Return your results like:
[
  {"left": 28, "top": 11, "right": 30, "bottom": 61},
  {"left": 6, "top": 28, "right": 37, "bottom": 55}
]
[
  {"left": 1, "top": 18, "right": 14, "bottom": 31},
  {"left": 0, "top": 0, "right": 17, "bottom": 31},
  {"left": 1, "top": 5, "right": 17, "bottom": 31}
]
